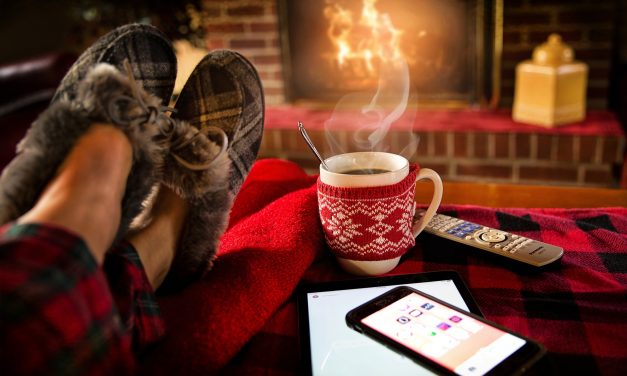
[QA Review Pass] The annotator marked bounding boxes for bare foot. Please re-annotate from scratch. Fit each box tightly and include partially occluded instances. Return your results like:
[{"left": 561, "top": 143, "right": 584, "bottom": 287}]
[
  {"left": 127, "top": 186, "right": 189, "bottom": 289},
  {"left": 19, "top": 124, "right": 133, "bottom": 263}
]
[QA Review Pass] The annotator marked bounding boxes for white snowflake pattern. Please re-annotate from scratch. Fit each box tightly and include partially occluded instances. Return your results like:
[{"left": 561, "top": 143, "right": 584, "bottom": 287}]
[{"left": 326, "top": 213, "right": 362, "bottom": 242}]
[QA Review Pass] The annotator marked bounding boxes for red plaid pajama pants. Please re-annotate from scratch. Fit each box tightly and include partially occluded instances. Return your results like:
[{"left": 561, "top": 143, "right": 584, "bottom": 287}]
[{"left": 0, "top": 223, "right": 165, "bottom": 375}]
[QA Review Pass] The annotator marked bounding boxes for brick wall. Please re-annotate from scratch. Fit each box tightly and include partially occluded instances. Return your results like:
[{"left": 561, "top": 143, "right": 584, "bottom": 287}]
[
  {"left": 201, "top": 0, "right": 617, "bottom": 109},
  {"left": 500, "top": 0, "right": 617, "bottom": 109},
  {"left": 259, "top": 109, "right": 625, "bottom": 187},
  {"left": 202, "top": 0, "right": 284, "bottom": 105},
  {"left": 201, "top": 0, "right": 625, "bottom": 187}
]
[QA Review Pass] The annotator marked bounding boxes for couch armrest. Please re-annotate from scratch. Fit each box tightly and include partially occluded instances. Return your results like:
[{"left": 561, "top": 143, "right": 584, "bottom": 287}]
[{"left": 0, "top": 52, "right": 76, "bottom": 116}]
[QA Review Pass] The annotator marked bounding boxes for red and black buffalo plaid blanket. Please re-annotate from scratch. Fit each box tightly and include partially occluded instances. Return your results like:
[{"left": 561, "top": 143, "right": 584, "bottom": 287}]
[{"left": 143, "top": 159, "right": 627, "bottom": 376}]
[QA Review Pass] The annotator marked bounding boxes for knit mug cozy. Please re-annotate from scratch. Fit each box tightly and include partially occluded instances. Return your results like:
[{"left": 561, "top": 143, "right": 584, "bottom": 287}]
[
  {"left": 318, "top": 165, "right": 419, "bottom": 261},
  {"left": 317, "top": 154, "right": 442, "bottom": 276}
]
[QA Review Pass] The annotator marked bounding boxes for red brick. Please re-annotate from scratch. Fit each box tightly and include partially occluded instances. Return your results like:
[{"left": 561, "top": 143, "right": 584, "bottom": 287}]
[
  {"left": 494, "top": 134, "right": 510, "bottom": 158},
  {"left": 587, "top": 99, "right": 608, "bottom": 110},
  {"left": 504, "top": 0, "right": 525, "bottom": 8},
  {"left": 230, "top": 38, "right": 266, "bottom": 49},
  {"left": 579, "top": 136, "right": 598, "bottom": 162},
  {"left": 558, "top": 9, "right": 614, "bottom": 24},
  {"left": 588, "top": 66, "right": 611, "bottom": 81},
  {"left": 516, "top": 134, "right": 531, "bottom": 158},
  {"left": 587, "top": 86, "right": 609, "bottom": 99},
  {"left": 251, "top": 22, "right": 278, "bottom": 33},
  {"left": 279, "top": 129, "right": 299, "bottom": 151},
  {"left": 576, "top": 48, "right": 612, "bottom": 61},
  {"left": 503, "top": 31, "right": 522, "bottom": 44},
  {"left": 262, "top": 87, "right": 285, "bottom": 96},
  {"left": 519, "top": 165, "right": 578, "bottom": 182},
  {"left": 501, "top": 49, "right": 533, "bottom": 62},
  {"left": 259, "top": 129, "right": 280, "bottom": 155},
  {"left": 473, "top": 133, "right": 489, "bottom": 158},
  {"left": 414, "top": 132, "right": 429, "bottom": 157},
  {"left": 453, "top": 133, "right": 468, "bottom": 157},
  {"left": 306, "top": 129, "right": 332, "bottom": 156},
  {"left": 205, "top": 22, "right": 245, "bottom": 33},
  {"left": 258, "top": 71, "right": 274, "bottom": 80},
  {"left": 289, "top": 155, "right": 321, "bottom": 171},
  {"left": 203, "top": 6, "right": 222, "bottom": 18},
  {"left": 528, "top": 30, "right": 582, "bottom": 44},
  {"left": 589, "top": 29, "right": 613, "bottom": 42},
  {"left": 422, "top": 163, "right": 449, "bottom": 176},
  {"left": 227, "top": 5, "right": 265, "bottom": 17},
  {"left": 205, "top": 38, "right": 226, "bottom": 49},
  {"left": 556, "top": 136, "right": 574, "bottom": 162},
  {"left": 433, "top": 132, "right": 448, "bottom": 156},
  {"left": 500, "top": 85, "right": 515, "bottom": 100},
  {"left": 253, "top": 54, "right": 282, "bottom": 65},
  {"left": 536, "top": 135, "right": 553, "bottom": 160},
  {"left": 505, "top": 11, "right": 552, "bottom": 25},
  {"left": 501, "top": 66, "right": 516, "bottom": 82},
  {"left": 457, "top": 163, "right": 512, "bottom": 179},
  {"left": 584, "top": 168, "right": 615, "bottom": 185},
  {"left": 265, "top": 1, "right": 277, "bottom": 15},
  {"left": 528, "top": 0, "right": 590, "bottom": 5},
  {"left": 601, "top": 137, "right": 620, "bottom": 163}
]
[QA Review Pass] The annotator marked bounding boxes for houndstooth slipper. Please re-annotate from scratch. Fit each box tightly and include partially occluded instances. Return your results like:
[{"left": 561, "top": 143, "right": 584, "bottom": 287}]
[
  {"left": 157, "top": 50, "right": 264, "bottom": 292},
  {"left": 0, "top": 62, "right": 174, "bottom": 240}
]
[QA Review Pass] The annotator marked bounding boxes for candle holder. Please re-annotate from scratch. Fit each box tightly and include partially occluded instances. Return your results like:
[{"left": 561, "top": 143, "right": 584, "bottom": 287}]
[{"left": 513, "top": 34, "right": 588, "bottom": 127}]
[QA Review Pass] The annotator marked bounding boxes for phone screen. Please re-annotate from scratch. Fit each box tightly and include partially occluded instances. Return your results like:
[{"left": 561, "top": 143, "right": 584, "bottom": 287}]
[
  {"left": 361, "top": 292, "right": 526, "bottom": 375},
  {"left": 305, "top": 279, "right": 474, "bottom": 375}
]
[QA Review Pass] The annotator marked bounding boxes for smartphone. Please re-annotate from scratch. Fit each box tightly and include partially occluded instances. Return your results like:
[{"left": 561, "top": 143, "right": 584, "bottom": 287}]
[{"left": 346, "top": 286, "right": 546, "bottom": 375}]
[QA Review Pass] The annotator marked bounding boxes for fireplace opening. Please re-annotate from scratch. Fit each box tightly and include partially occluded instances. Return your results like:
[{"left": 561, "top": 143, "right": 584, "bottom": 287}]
[{"left": 279, "top": 0, "right": 501, "bottom": 108}]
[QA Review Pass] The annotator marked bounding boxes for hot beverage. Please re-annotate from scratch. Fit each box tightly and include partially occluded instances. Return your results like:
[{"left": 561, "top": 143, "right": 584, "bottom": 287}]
[
  {"left": 318, "top": 151, "right": 443, "bottom": 276},
  {"left": 341, "top": 168, "right": 391, "bottom": 175}
]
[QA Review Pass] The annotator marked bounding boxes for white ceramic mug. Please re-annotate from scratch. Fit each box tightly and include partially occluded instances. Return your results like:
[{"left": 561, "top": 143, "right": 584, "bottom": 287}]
[{"left": 317, "top": 152, "right": 443, "bottom": 276}]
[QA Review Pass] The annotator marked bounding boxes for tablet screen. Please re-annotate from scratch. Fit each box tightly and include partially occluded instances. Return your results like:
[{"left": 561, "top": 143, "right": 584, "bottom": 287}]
[{"left": 301, "top": 274, "right": 479, "bottom": 375}]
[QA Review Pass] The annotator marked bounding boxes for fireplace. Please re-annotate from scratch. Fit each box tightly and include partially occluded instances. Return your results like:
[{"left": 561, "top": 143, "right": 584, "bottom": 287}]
[
  {"left": 185, "top": 0, "right": 623, "bottom": 188},
  {"left": 278, "top": 0, "right": 502, "bottom": 108}
]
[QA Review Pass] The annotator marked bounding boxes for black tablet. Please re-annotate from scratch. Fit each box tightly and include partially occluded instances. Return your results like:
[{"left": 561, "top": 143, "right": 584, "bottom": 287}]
[{"left": 297, "top": 271, "right": 483, "bottom": 375}]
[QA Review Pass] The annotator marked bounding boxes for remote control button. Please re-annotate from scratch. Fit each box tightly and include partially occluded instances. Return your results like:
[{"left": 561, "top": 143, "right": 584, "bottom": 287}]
[
  {"left": 494, "top": 244, "right": 502, "bottom": 249},
  {"left": 479, "top": 231, "right": 507, "bottom": 243},
  {"left": 510, "top": 238, "right": 524, "bottom": 246},
  {"left": 511, "top": 234, "right": 519, "bottom": 239},
  {"left": 521, "top": 239, "right": 533, "bottom": 247}
]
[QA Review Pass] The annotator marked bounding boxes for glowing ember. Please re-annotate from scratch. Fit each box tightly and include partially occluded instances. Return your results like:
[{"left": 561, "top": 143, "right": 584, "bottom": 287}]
[{"left": 324, "top": 0, "right": 406, "bottom": 78}]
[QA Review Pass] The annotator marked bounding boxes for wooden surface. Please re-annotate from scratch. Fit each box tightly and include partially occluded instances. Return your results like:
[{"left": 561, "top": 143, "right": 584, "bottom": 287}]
[{"left": 416, "top": 181, "right": 627, "bottom": 208}]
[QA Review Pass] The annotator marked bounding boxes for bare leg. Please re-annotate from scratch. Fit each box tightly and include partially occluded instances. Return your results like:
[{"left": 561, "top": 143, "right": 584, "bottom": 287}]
[
  {"left": 127, "top": 186, "right": 189, "bottom": 289},
  {"left": 19, "top": 124, "right": 132, "bottom": 264}
]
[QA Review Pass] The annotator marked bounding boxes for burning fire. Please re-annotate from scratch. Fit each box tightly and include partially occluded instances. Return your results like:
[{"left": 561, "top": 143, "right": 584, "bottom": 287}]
[{"left": 324, "top": 0, "right": 406, "bottom": 77}]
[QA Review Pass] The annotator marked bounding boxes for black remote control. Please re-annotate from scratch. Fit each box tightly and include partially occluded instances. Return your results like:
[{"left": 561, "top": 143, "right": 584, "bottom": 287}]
[{"left": 418, "top": 211, "right": 564, "bottom": 267}]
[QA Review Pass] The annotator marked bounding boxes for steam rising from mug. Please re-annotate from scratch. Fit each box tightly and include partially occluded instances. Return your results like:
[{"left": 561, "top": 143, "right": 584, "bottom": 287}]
[{"left": 324, "top": 58, "right": 419, "bottom": 163}]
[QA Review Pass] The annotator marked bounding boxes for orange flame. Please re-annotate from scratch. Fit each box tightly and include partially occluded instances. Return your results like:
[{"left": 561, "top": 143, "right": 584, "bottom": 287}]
[{"left": 324, "top": 0, "right": 404, "bottom": 78}]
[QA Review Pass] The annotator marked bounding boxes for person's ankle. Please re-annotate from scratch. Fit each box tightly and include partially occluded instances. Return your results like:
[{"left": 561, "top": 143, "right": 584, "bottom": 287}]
[{"left": 18, "top": 123, "right": 134, "bottom": 263}]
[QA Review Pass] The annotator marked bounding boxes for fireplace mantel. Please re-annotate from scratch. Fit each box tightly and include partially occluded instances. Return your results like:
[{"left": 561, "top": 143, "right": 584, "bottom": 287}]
[{"left": 259, "top": 108, "right": 625, "bottom": 188}]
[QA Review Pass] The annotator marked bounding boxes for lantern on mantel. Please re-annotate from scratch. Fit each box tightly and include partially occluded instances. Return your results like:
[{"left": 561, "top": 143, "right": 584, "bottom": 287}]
[{"left": 513, "top": 34, "right": 588, "bottom": 127}]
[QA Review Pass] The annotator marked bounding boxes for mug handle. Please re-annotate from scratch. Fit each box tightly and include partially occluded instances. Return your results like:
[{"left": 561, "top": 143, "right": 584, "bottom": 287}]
[{"left": 411, "top": 168, "right": 443, "bottom": 237}]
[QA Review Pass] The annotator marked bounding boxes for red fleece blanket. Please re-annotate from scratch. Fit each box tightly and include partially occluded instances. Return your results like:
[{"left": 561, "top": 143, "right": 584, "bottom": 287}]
[
  {"left": 144, "top": 159, "right": 627, "bottom": 375},
  {"left": 143, "top": 159, "right": 322, "bottom": 374}
]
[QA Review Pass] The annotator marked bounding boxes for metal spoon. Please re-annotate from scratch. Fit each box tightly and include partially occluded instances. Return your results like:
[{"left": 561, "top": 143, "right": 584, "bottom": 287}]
[{"left": 297, "top": 121, "right": 331, "bottom": 171}]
